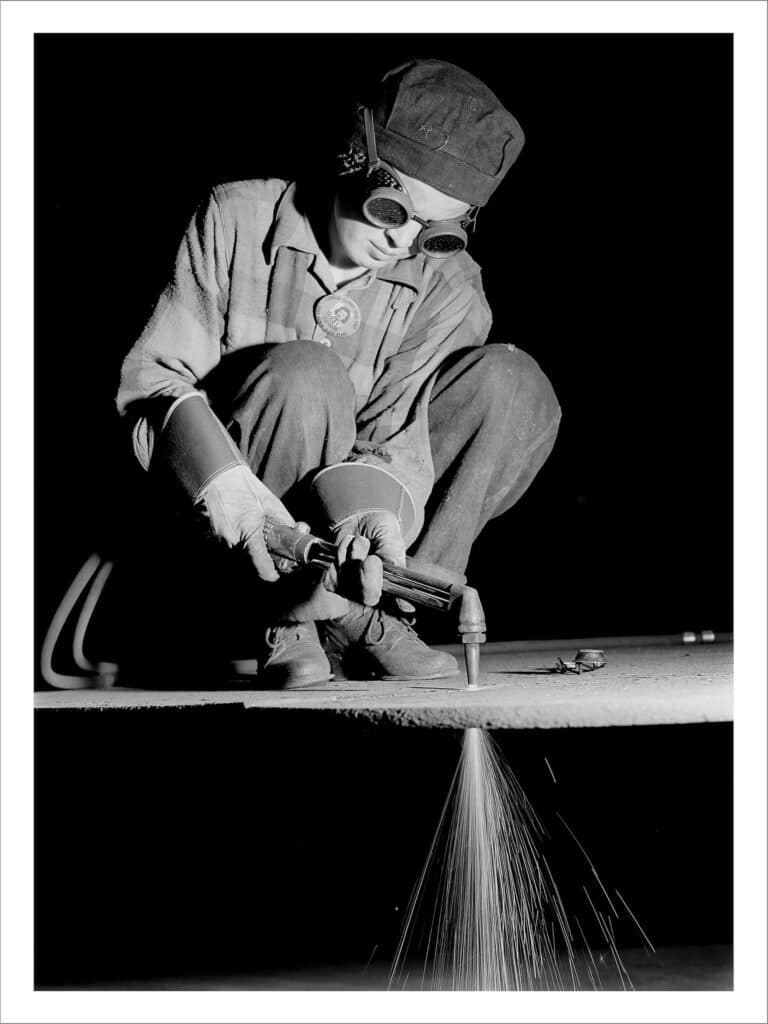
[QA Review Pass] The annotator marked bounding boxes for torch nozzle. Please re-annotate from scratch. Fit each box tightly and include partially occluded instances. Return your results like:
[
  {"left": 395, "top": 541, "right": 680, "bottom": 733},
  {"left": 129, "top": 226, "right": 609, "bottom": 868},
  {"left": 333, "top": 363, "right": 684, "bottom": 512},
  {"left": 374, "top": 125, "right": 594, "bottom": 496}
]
[{"left": 458, "top": 586, "right": 486, "bottom": 689}]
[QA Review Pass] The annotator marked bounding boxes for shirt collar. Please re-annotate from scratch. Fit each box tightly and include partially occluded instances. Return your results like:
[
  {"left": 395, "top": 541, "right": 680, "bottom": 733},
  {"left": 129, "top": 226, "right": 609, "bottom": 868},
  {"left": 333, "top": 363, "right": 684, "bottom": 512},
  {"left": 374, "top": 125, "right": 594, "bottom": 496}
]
[
  {"left": 267, "top": 182, "right": 322, "bottom": 263},
  {"left": 375, "top": 256, "right": 425, "bottom": 289},
  {"left": 267, "top": 181, "right": 422, "bottom": 293}
]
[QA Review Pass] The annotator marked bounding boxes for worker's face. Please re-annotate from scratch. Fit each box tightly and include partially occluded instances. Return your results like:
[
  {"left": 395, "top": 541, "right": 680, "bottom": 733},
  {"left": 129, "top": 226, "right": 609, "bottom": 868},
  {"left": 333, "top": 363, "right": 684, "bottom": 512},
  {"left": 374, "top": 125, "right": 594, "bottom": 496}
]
[{"left": 330, "top": 170, "right": 472, "bottom": 271}]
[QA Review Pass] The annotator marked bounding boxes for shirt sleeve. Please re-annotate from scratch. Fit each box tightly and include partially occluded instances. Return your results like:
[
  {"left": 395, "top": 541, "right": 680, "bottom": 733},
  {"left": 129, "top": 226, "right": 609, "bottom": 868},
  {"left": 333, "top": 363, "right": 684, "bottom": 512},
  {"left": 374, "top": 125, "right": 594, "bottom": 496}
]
[
  {"left": 353, "top": 264, "right": 493, "bottom": 543},
  {"left": 115, "top": 190, "right": 230, "bottom": 469}
]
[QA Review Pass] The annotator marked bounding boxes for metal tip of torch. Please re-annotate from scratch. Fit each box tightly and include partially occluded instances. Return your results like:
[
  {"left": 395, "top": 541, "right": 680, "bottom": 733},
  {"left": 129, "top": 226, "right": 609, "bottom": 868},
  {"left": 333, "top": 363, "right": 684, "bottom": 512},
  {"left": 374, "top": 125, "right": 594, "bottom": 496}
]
[{"left": 458, "top": 586, "right": 486, "bottom": 690}]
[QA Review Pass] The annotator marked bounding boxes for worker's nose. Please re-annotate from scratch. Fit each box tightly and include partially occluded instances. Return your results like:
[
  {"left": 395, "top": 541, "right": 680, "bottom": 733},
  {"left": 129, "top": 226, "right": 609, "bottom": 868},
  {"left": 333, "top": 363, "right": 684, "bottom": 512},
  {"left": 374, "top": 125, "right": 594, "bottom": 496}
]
[{"left": 384, "top": 220, "right": 421, "bottom": 250}]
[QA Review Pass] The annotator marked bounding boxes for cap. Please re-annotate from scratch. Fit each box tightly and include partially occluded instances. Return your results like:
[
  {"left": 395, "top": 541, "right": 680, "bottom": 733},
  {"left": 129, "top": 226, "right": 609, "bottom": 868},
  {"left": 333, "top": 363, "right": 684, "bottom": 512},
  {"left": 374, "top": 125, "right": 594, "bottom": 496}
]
[{"left": 348, "top": 58, "right": 525, "bottom": 207}]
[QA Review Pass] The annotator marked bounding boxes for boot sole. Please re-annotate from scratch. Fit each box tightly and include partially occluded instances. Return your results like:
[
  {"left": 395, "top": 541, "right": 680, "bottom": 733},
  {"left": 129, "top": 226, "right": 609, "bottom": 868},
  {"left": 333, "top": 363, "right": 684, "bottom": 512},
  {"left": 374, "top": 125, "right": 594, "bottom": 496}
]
[
  {"left": 278, "top": 673, "right": 334, "bottom": 690},
  {"left": 227, "top": 660, "right": 334, "bottom": 689},
  {"left": 372, "top": 668, "right": 461, "bottom": 681},
  {"left": 339, "top": 664, "right": 461, "bottom": 681}
]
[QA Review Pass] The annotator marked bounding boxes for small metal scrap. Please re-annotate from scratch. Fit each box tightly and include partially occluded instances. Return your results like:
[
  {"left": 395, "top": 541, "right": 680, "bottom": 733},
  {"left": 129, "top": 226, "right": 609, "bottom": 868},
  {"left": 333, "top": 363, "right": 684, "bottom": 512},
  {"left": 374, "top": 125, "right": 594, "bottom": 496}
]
[{"left": 554, "top": 649, "right": 606, "bottom": 675}]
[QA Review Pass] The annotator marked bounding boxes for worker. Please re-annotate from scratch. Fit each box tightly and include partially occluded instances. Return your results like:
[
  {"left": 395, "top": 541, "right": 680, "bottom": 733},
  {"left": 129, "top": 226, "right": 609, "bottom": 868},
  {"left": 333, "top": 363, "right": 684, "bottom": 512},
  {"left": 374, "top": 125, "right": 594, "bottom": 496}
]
[{"left": 116, "top": 58, "right": 561, "bottom": 687}]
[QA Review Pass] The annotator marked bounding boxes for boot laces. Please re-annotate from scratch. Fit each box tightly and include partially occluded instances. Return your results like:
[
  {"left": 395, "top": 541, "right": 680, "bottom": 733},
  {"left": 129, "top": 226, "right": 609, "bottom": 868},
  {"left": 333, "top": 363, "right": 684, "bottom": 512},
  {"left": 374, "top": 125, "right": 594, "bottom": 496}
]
[
  {"left": 265, "top": 624, "right": 303, "bottom": 654},
  {"left": 366, "top": 608, "right": 422, "bottom": 646}
]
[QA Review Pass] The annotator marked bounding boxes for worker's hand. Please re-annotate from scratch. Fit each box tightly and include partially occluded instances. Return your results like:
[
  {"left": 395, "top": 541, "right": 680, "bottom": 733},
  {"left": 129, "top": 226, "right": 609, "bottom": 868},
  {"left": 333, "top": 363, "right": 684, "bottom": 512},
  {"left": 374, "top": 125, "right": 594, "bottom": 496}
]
[
  {"left": 329, "top": 510, "right": 414, "bottom": 611},
  {"left": 320, "top": 533, "right": 381, "bottom": 607},
  {"left": 198, "top": 464, "right": 294, "bottom": 583},
  {"left": 335, "top": 510, "right": 406, "bottom": 566}
]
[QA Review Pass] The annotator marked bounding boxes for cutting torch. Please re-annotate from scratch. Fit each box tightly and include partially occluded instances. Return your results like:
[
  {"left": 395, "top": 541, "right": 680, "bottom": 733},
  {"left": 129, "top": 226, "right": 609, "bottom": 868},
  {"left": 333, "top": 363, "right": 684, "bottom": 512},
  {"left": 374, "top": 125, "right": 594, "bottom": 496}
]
[{"left": 263, "top": 517, "right": 486, "bottom": 688}]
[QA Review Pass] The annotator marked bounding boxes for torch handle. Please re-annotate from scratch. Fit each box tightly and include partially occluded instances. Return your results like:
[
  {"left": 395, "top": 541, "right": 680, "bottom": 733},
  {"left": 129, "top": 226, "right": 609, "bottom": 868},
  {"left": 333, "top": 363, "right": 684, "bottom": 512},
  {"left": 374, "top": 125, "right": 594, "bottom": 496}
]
[{"left": 262, "top": 517, "right": 464, "bottom": 612}]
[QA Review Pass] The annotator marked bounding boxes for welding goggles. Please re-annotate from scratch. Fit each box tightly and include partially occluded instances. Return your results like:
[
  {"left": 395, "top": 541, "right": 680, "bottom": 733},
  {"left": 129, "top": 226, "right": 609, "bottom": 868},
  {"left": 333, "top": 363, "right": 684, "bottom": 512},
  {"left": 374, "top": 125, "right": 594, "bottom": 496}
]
[{"left": 359, "top": 108, "right": 476, "bottom": 258}]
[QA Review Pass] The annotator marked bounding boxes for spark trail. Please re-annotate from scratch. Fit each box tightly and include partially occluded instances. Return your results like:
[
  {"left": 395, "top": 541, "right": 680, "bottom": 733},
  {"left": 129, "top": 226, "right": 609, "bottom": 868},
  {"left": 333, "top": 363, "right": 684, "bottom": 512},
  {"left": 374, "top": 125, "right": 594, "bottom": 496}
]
[{"left": 389, "top": 727, "right": 645, "bottom": 991}]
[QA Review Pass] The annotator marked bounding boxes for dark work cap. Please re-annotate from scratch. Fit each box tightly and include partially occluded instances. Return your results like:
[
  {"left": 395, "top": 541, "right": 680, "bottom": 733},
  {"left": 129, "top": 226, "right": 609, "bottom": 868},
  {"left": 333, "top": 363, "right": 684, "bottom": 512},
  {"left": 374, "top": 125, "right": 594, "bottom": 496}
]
[{"left": 348, "top": 58, "right": 525, "bottom": 207}]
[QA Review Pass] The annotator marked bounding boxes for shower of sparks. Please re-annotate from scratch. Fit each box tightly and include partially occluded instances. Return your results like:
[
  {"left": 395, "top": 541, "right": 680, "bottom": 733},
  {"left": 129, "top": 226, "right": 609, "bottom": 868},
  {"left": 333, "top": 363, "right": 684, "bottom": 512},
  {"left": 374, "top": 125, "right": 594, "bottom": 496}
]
[
  {"left": 615, "top": 889, "right": 656, "bottom": 955},
  {"left": 557, "top": 811, "right": 619, "bottom": 917},
  {"left": 389, "top": 727, "right": 652, "bottom": 991},
  {"left": 389, "top": 727, "right": 573, "bottom": 990},
  {"left": 365, "top": 944, "right": 379, "bottom": 968}
]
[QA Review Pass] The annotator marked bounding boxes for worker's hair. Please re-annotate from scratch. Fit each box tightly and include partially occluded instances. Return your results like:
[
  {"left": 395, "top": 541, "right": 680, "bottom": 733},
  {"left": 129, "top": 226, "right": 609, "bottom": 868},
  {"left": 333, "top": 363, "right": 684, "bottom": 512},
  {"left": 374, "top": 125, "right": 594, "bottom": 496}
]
[{"left": 335, "top": 142, "right": 367, "bottom": 178}]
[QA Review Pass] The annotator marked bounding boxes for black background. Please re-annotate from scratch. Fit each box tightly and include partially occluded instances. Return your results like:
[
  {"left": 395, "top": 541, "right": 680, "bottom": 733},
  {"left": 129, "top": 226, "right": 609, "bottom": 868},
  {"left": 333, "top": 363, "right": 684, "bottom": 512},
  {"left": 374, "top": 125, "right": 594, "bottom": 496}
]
[
  {"left": 34, "top": 34, "right": 733, "bottom": 989},
  {"left": 35, "top": 32, "right": 733, "bottom": 652},
  {"left": 36, "top": 714, "right": 733, "bottom": 988}
]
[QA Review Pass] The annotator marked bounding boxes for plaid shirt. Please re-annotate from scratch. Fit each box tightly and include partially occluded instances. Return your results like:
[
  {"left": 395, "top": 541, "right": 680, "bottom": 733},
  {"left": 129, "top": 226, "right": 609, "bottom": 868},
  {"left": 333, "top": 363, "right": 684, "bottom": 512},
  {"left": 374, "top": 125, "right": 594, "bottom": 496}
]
[{"left": 117, "top": 179, "right": 493, "bottom": 537}]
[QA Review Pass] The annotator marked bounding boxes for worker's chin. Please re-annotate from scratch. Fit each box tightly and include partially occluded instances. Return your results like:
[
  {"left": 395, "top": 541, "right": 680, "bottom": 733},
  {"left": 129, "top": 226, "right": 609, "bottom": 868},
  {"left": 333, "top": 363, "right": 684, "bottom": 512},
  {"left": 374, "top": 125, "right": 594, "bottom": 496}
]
[
  {"left": 351, "top": 255, "right": 395, "bottom": 273},
  {"left": 337, "top": 243, "right": 400, "bottom": 273},
  {"left": 357, "top": 255, "right": 385, "bottom": 269},
  {"left": 366, "top": 252, "right": 402, "bottom": 270},
  {"left": 336, "top": 248, "right": 376, "bottom": 272}
]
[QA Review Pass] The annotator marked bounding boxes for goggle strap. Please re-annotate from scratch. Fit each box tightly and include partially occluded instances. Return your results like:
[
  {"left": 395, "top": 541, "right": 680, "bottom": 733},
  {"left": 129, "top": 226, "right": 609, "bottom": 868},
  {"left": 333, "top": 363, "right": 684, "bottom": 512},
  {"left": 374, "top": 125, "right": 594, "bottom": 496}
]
[{"left": 363, "top": 107, "right": 380, "bottom": 171}]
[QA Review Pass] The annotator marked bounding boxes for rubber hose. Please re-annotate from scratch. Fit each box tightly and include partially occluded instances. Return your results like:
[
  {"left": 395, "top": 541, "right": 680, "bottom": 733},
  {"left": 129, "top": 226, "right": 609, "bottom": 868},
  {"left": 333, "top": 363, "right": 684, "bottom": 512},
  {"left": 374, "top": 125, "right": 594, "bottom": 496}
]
[
  {"left": 40, "top": 553, "right": 112, "bottom": 689},
  {"left": 72, "top": 559, "right": 115, "bottom": 672}
]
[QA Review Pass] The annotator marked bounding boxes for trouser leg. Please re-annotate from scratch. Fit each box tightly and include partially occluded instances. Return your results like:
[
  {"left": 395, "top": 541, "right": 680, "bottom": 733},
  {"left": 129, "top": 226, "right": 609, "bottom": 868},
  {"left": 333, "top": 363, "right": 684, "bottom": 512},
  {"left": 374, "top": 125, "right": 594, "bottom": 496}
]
[
  {"left": 411, "top": 344, "right": 562, "bottom": 574},
  {"left": 203, "top": 341, "right": 358, "bottom": 514},
  {"left": 200, "top": 341, "right": 359, "bottom": 624}
]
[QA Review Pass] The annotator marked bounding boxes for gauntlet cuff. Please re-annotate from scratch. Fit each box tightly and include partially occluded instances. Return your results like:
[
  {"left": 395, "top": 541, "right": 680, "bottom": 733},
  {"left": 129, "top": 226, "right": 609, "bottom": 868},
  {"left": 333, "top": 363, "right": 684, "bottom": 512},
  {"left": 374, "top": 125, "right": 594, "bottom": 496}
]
[
  {"left": 153, "top": 392, "right": 243, "bottom": 501},
  {"left": 311, "top": 462, "right": 417, "bottom": 540}
]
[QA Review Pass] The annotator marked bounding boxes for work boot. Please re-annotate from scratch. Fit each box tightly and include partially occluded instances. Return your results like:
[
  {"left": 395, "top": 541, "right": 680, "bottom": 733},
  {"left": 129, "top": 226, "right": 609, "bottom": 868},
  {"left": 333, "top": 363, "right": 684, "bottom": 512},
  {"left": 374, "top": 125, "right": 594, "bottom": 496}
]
[
  {"left": 258, "top": 622, "right": 332, "bottom": 688},
  {"left": 321, "top": 604, "right": 460, "bottom": 681}
]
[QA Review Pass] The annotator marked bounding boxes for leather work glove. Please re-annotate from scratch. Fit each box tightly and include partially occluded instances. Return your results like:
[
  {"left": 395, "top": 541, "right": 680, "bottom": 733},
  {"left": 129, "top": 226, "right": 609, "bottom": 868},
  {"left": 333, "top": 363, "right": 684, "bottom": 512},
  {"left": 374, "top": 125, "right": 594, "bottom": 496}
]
[
  {"left": 335, "top": 510, "right": 407, "bottom": 566},
  {"left": 198, "top": 464, "right": 296, "bottom": 583},
  {"left": 152, "top": 391, "right": 304, "bottom": 585},
  {"left": 327, "top": 510, "right": 414, "bottom": 611},
  {"left": 309, "top": 462, "right": 418, "bottom": 612}
]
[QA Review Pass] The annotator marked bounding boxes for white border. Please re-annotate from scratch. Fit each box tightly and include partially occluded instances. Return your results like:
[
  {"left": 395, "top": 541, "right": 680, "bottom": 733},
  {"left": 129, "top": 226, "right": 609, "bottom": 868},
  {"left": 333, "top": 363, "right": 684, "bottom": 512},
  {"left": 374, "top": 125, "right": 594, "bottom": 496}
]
[{"left": 2, "top": 3, "right": 766, "bottom": 1023}]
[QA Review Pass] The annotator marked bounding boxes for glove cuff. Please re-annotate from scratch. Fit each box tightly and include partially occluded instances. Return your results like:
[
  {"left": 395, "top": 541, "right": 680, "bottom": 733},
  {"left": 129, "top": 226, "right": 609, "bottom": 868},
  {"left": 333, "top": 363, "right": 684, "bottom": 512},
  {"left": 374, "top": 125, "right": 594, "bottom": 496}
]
[
  {"left": 153, "top": 392, "right": 244, "bottom": 501},
  {"left": 311, "top": 462, "right": 417, "bottom": 540}
]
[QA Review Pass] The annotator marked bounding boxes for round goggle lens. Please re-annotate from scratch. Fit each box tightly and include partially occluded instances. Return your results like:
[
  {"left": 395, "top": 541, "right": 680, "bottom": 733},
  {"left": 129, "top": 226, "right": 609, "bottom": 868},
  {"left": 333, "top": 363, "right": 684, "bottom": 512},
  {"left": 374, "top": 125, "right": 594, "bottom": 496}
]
[
  {"left": 420, "top": 232, "right": 466, "bottom": 256},
  {"left": 364, "top": 195, "right": 409, "bottom": 227}
]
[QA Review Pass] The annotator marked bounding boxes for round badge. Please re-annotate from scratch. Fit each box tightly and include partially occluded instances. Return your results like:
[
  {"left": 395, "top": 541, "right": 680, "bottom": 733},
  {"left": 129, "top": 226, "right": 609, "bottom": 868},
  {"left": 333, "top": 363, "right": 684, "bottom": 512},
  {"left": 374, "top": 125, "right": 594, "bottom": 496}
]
[{"left": 314, "top": 294, "right": 362, "bottom": 338}]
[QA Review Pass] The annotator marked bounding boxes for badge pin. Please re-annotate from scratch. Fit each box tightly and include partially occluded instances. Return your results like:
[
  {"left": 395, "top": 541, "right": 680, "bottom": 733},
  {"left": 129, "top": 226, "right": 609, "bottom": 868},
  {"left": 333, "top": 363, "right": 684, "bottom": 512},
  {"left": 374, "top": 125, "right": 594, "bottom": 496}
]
[{"left": 314, "top": 294, "right": 362, "bottom": 338}]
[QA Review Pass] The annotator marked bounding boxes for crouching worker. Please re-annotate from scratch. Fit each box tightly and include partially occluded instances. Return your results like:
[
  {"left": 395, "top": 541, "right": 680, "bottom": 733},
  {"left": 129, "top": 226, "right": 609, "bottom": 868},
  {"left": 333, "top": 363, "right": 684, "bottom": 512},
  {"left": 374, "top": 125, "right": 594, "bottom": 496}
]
[{"left": 116, "top": 58, "right": 561, "bottom": 687}]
